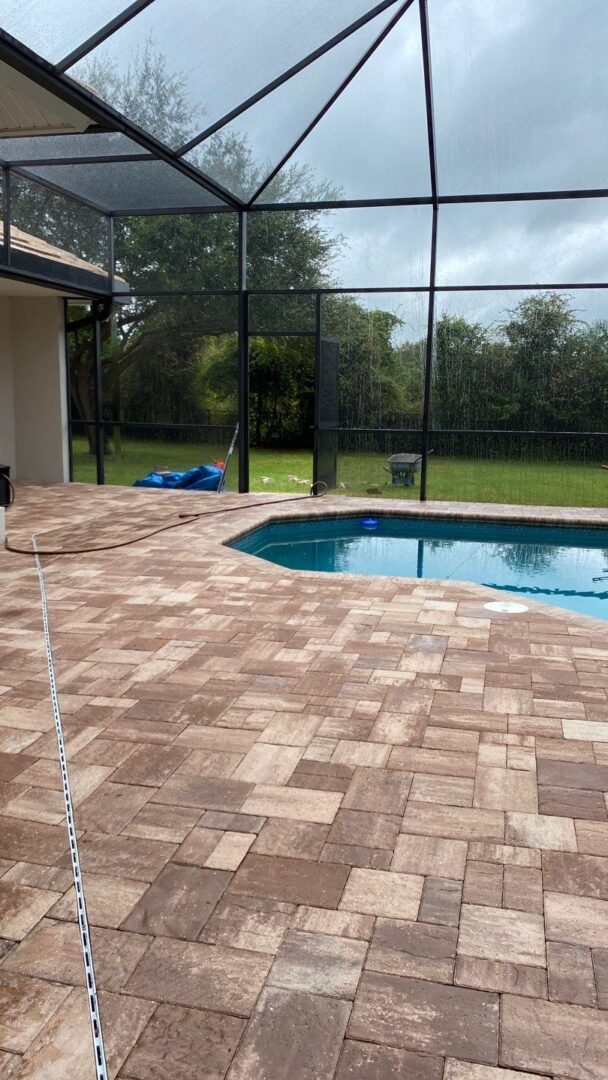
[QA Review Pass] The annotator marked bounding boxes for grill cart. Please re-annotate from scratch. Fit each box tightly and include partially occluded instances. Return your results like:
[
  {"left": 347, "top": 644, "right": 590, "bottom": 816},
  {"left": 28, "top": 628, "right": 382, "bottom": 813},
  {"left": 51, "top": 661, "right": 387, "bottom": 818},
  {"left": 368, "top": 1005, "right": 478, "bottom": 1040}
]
[{"left": 385, "top": 453, "right": 422, "bottom": 487}]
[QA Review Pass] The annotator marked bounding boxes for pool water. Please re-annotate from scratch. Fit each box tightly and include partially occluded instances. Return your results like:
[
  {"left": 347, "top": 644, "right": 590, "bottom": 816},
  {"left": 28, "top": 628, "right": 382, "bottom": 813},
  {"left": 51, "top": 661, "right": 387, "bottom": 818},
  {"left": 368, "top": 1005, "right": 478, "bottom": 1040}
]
[{"left": 231, "top": 516, "right": 608, "bottom": 621}]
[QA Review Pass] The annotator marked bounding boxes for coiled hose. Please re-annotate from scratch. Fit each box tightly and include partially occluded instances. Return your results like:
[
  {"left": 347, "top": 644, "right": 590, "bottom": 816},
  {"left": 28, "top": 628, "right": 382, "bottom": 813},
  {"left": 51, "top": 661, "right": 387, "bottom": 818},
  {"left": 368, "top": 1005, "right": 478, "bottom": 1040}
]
[{"left": 4, "top": 482, "right": 328, "bottom": 557}]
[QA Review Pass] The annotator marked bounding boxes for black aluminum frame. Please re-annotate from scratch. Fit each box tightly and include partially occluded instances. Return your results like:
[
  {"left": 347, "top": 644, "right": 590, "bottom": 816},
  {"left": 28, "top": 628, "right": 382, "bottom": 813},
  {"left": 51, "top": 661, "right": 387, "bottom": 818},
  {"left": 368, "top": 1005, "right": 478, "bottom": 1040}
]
[{"left": 1, "top": 2, "right": 608, "bottom": 499}]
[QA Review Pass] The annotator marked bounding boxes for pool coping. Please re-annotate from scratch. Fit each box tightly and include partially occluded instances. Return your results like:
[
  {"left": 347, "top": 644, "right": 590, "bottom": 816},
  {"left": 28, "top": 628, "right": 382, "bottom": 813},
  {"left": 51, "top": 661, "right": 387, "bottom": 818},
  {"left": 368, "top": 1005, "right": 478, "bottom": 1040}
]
[
  {"left": 211, "top": 496, "right": 608, "bottom": 633},
  {"left": 218, "top": 496, "right": 608, "bottom": 548}
]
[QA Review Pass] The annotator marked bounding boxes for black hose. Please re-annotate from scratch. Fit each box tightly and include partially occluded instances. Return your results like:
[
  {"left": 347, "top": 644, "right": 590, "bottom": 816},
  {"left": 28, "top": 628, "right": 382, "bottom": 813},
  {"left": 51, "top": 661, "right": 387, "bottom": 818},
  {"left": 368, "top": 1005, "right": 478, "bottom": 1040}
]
[{"left": 4, "top": 481, "right": 328, "bottom": 557}]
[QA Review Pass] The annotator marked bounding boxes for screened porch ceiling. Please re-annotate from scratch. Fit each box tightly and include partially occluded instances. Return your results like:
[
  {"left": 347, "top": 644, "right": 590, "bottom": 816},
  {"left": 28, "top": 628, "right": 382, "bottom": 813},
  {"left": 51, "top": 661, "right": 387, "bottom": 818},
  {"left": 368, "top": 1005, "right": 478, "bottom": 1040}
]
[{"left": 0, "top": 0, "right": 607, "bottom": 217}]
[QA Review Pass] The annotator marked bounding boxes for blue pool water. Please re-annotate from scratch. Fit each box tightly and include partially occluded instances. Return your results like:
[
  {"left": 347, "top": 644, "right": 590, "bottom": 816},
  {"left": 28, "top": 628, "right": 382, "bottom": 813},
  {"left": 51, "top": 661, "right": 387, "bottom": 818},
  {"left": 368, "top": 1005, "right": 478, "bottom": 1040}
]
[{"left": 231, "top": 516, "right": 608, "bottom": 621}]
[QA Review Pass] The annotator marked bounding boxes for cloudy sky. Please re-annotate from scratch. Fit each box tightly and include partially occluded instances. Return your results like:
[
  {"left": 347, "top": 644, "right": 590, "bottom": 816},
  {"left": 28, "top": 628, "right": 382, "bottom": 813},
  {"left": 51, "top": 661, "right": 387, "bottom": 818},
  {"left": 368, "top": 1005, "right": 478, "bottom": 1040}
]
[{"left": 2, "top": 0, "right": 608, "bottom": 327}]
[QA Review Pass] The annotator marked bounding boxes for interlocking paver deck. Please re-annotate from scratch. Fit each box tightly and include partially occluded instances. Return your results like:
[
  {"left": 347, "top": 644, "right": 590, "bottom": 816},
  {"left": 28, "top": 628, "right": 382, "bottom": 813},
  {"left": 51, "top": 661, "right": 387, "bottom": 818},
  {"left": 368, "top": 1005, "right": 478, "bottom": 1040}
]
[{"left": 1, "top": 482, "right": 608, "bottom": 1078}]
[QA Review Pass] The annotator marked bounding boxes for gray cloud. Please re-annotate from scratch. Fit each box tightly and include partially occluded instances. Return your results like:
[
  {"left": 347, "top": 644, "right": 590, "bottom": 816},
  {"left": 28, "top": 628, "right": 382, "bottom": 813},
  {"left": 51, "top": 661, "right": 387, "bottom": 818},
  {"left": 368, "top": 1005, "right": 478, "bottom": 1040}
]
[{"left": 430, "top": 0, "right": 608, "bottom": 194}]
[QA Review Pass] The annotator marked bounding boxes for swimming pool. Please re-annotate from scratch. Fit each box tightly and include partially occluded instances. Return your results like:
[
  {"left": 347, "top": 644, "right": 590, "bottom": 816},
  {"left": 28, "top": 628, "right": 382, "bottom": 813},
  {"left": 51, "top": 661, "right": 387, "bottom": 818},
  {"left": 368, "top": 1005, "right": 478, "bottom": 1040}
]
[{"left": 231, "top": 515, "right": 608, "bottom": 621}]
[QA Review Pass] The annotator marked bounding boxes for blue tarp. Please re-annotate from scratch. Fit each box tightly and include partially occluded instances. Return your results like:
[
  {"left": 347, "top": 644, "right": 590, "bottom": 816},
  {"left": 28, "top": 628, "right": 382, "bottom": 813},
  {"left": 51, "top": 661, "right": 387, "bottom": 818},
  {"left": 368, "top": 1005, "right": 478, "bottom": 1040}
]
[{"left": 133, "top": 464, "right": 223, "bottom": 492}]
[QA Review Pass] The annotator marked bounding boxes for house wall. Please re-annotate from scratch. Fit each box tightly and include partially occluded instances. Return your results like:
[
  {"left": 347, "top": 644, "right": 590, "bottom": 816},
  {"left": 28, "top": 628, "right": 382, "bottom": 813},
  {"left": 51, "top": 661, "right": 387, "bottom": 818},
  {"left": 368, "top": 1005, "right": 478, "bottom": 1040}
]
[{"left": 0, "top": 296, "right": 69, "bottom": 483}]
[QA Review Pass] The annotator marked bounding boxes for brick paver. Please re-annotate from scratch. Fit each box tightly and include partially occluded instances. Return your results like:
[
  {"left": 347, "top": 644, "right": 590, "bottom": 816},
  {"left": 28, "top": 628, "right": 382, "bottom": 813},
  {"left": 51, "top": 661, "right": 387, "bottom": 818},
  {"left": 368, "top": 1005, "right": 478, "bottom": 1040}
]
[{"left": 1, "top": 483, "right": 608, "bottom": 1078}]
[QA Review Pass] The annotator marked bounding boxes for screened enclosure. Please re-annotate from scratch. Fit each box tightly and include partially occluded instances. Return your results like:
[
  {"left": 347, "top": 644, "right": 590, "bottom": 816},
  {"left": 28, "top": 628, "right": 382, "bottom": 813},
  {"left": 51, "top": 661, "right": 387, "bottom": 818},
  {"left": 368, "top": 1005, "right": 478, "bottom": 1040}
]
[{"left": 1, "top": 0, "right": 608, "bottom": 505}]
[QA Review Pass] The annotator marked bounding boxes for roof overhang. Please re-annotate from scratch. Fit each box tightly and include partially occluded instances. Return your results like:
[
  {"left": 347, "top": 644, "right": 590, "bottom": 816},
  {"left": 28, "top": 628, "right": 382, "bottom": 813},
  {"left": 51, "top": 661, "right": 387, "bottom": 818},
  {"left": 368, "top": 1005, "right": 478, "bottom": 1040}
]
[{"left": 0, "top": 59, "right": 95, "bottom": 137}]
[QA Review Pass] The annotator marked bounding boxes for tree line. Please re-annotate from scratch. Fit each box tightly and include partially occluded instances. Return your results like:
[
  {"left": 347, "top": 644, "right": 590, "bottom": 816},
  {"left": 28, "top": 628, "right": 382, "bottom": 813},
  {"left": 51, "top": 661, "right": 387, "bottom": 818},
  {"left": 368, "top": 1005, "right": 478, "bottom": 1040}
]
[{"left": 107, "top": 289, "right": 608, "bottom": 455}]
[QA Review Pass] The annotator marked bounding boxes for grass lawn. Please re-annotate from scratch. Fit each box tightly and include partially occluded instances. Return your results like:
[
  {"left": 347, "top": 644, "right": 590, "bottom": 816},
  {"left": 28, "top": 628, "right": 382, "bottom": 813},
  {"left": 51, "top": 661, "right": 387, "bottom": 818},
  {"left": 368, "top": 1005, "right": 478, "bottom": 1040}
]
[{"left": 71, "top": 436, "right": 608, "bottom": 508}]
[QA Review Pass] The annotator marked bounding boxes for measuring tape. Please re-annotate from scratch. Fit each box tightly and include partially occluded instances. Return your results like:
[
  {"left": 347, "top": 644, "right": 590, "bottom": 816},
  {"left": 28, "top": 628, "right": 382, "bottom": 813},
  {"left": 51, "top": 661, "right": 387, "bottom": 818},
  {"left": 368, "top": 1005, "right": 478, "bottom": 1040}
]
[{"left": 33, "top": 536, "right": 108, "bottom": 1080}]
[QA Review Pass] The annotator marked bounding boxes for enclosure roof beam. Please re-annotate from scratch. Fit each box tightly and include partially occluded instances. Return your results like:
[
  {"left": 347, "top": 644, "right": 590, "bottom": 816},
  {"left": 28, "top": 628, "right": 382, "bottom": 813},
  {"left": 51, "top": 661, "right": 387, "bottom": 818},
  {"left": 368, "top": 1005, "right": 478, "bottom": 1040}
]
[
  {"left": 247, "top": 0, "right": 417, "bottom": 207},
  {"left": 418, "top": 0, "right": 438, "bottom": 206},
  {"left": 243, "top": 187, "right": 608, "bottom": 211},
  {"left": 3, "top": 153, "right": 151, "bottom": 167},
  {"left": 109, "top": 204, "right": 236, "bottom": 216},
  {"left": 439, "top": 188, "right": 608, "bottom": 203},
  {"left": 176, "top": 0, "right": 403, "bottom": 155},
  {"left": 56, "top": 0, "right": 157, "bottom": 72},
  {"left": 255, "top": 196, "right": 434, "bottom": 210}
]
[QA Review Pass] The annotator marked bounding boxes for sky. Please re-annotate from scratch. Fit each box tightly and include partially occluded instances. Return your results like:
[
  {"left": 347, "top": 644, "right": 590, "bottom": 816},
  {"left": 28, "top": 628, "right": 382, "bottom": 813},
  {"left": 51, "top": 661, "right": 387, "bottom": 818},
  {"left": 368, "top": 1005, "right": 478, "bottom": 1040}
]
[{"left": 1, "top": 0, "right": 608, "bottom": 326}]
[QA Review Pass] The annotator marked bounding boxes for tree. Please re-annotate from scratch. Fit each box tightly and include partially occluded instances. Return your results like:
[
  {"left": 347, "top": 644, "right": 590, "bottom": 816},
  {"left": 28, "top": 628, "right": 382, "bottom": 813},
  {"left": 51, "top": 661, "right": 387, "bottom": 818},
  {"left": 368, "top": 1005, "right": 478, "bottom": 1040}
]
[
  {"left": 322, "top": 296, "right": 420, "bottom": 429},
  {"left": 500, "top": 292, "right": 579, "bottom": 430},
  {"left": 431, "top": 292, "right": 608, "bottom": 461},
  {"left": 62, "top": 45, "right": 344, "bottom": 453},
  {"left": 433, "top": 313, "right": 491, "bottom": 430},
  {"left": 249, "top": 337, "right": 315, "bottom": 446},
  {"left": 551, "top": 318, "right": 608, "bottom": 432},
  {"left": 83, "top": 43, "right": 192, "bottom": 147}
]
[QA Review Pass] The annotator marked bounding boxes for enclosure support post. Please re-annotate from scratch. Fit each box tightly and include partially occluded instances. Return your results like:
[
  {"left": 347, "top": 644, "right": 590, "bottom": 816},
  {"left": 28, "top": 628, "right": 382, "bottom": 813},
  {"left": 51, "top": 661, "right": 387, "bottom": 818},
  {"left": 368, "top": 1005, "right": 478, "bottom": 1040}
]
[
  {"left": 420, "top": 205, "right": 437, "bottom": 502},
  {"left": 418, "top": 0, "right": 438, "bottom": 502},
  {"left": 312, "top": 292, "right": 321, "bottom": 490},
  {"left": 3, "top": 167, "right": 10, "bottom": 267},
  {"left": 63, "top": 300, "right": 74, "bottom": 483},
  {"left": 108, "top": 214, "right": 114, "bottom": 294},
  {"left": 237, "top": 211, "right": 249, "bottom": 493},
  {"left": 92, "top": 313, "right": 105, "bottom": 486}
]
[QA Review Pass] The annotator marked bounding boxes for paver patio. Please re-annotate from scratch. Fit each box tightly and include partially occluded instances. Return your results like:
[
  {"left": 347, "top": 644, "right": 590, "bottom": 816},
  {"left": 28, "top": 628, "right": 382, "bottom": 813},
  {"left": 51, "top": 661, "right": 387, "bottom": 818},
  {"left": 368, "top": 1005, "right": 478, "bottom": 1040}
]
[{"left": 1, "top": 483, "right": 608, "bottom": 1079}]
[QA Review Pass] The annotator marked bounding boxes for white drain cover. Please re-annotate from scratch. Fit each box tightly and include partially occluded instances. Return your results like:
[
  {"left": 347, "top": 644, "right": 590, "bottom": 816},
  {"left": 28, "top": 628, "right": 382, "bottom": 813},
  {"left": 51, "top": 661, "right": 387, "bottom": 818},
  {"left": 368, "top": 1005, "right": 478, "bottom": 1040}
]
[{"left": 484, "top": 600, "right": 529, "bottom": 613}]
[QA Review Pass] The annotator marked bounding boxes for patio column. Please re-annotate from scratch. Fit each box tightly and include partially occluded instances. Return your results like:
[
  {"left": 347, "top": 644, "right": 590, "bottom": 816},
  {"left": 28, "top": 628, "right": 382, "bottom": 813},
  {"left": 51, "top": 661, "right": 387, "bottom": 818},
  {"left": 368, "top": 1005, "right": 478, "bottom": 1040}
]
[
  {"left": 0, "top": 297, "right": 16, "bottom": 475},
  {"left": 11, "top": 296, "right": 69, "bottom": 483}
]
